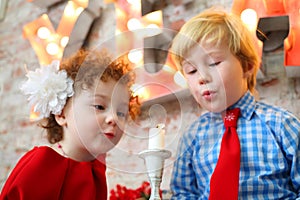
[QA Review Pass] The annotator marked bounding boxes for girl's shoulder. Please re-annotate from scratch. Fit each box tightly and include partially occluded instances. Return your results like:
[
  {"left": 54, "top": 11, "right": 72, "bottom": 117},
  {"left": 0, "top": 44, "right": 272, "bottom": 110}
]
[
  {"left": 0, "top": 146, "right": 68, "bottom": 199},
  {"left": 1, "top": 146, "right": 107, "bottom": 199},
  {"left": 5, "top": 146, "right": 68, "bottom": 181}
]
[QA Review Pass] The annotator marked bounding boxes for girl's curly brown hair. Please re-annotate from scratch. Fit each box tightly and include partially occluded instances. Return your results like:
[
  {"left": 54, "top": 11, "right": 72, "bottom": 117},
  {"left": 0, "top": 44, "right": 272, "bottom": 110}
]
[{"left": 40, "top": 48, "right": 140, "bottom": 144}]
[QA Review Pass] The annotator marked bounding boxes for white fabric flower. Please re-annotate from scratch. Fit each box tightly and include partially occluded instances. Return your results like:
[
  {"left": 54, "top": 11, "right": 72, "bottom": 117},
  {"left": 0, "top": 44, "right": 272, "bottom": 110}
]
[{"left": 20, "top": 60, "right": 74, "bottom": 118}]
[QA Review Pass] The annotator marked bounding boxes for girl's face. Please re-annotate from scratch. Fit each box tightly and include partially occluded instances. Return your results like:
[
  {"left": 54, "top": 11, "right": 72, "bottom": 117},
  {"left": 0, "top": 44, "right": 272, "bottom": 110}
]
[
  {"left": 182, "top": 42, "right": 250, "bottom": 113},
  {"left": 60, "top": 78, "right": 130, "bottom": 161}
]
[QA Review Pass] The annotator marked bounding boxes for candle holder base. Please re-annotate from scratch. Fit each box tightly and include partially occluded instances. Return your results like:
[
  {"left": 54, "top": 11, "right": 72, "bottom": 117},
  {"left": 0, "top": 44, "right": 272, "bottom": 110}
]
[{"left": 139, "top": 149, "right": 171, "bottom": 200}]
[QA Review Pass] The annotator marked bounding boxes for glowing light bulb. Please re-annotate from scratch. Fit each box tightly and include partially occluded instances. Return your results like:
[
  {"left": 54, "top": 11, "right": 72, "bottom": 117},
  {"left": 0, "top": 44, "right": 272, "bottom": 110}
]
[
  {"left": 60, "top": 36, "right": 69, "bottom": 47},
  {"left": 46, "top": 42, "right": 59, "bottom": 55},
  {"left": 127, "top": 0, "right": 141, "bottom": 11},
  {"left": 37, "top": 27, "right": 50, "bottom": 39},
  {"left": 241, "top": 9, "right": 257, "bottom": 31},
  {"left": 174, "top": 71, "right": 187, "bottom": 88},
  {"left": 128, "top": 49, "right": 143, "bottom": 64},
  {"left": 145, "top": 24, "right": 162, "bottom": 37},
  {"left": 127, "top": 18, "right": 143, "bottom": 30},
  {"left": 127, "top": 0, "right": 140, "bottom": 5},
  {"left": 144, "top": 10, "right": 162, "bottom": 23},
  {"left": 116, "top": 7, "right": 126, "bottom": 18},
  {"left": 74, "top": 0, "right": 88, "bottom": 7},
  {"left": 75, "top": 7, "right": 84, "bottom": 16},
  {"left": 65, "top": 2, "right": 75, "bottom": 17}
]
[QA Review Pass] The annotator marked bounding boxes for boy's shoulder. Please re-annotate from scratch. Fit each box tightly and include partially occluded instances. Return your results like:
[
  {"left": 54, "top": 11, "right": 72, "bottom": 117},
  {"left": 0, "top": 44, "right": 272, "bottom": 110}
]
[
  {"left": 255, "top": 100, "right": 298, "bottom": 120},
  {"left": 255, "top": 101, "right": 300, "bottom": 128}
]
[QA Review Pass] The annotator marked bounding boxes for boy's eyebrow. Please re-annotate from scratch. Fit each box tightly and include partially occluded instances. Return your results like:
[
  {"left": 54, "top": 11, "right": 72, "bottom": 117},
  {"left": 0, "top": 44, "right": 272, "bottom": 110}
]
[
  {"left": 204, "top": 48, "right": 223, "bottom": 56},
  {"left": 181, "top": 51, "right": 222, "bottom": 64}
]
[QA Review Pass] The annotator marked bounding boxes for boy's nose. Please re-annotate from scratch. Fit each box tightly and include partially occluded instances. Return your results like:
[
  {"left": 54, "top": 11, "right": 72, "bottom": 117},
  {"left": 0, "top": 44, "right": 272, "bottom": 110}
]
[{"left": 198, "top": 71, "right": 211, "bottom": 85}]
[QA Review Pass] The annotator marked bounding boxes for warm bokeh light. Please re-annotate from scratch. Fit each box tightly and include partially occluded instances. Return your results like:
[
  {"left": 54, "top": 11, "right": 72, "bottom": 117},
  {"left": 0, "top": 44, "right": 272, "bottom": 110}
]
[
  {"left": 76, "top": 7, "right": 84, "bottom": 16},
  {"left": 143, "top": 10, "right": 162, "bottom": 26},
  {"left": 144, "top": 24, "right": 162, "bottom": 37},
  {"left": 37, "top": 26, "right": 50, "bottom": 39},
  {"left": 127, "top": 0, "right": 139, "bottom": 5},
  {"left": 128, "top": 49, "right": 143, "bottom": 64},
  {"left": 74, "top": 0, "right": 88, "bottom": 7},
  {"left": 127, "top": 18, "right": 143, "bottom": 30},
  {"left": 63, "top": 1, "right": 84, "bottom": 17},
  {"left": 29, "top": 108, "right": 39, "bottom": 121},
  {"left": 46, "top": 42, "right": 59, "bottom": 55},
  {"left": 127, "top": 0, "right": 141, "bottom": 12},
  {"left": 116, "top": 6, "right": 126, "bottom": 18},
  {"left": 174, "top": 71, "right": 188, "bottom": 88},
  {"left": 240, "top": 9, "right": 258, "bottom": 31},
  {"left": 115, "top": 28, "right": 122, "bottom": 35},
  {"left": 64, "top": 1, "right": 76, "bottom": 16},
  {"left": 60, "top": 36, "right": 69, "bottom": 47}
]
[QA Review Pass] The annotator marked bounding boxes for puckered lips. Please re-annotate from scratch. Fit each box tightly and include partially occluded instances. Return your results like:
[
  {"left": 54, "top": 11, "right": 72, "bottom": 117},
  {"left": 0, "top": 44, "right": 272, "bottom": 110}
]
[
  {"left": 201, "top": 90, "right": 216, "bottom": 101},
  {"left": 104, "top": 132, "right": 115, "bottom": 139}
]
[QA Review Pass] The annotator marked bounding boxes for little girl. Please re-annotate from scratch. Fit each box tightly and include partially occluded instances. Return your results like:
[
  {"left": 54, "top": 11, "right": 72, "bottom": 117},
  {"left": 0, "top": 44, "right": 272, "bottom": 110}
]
[{"left": 0, "top": 49, "right": 139, "bottom": 199}]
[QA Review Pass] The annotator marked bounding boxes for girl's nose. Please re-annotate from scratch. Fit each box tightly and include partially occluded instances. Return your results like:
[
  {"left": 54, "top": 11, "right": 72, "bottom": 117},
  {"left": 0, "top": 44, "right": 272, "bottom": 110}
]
[{"left": 105, "top": 111, "right": 116, "bottom": 126}]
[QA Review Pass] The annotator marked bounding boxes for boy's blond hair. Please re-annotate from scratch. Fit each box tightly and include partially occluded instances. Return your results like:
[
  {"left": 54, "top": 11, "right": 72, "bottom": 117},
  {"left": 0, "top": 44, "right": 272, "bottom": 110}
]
[{"left": 170, "top": 7, "right": 260, "bottom": 93}]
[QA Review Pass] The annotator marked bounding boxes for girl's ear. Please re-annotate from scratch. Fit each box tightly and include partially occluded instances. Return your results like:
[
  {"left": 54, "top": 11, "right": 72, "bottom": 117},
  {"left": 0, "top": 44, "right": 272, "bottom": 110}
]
[
  {"left": 54, "top": 111, "right": 67, "bottom": 126},
  {"left": 243, "top": 64, "right": 254, "bottom": 78}
]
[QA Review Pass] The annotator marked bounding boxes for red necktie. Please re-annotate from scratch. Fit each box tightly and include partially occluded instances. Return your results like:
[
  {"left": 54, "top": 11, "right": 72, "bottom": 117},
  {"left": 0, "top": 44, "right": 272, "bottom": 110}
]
[{"left": 209, "top": 108, "right": 241, "bottom": 200}]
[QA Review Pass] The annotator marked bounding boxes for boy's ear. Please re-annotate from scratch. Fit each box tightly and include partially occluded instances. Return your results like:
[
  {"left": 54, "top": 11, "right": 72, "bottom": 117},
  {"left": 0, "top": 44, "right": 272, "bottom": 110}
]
[{"left": 54, "top": 111, "right": 67, "bottom": 126}]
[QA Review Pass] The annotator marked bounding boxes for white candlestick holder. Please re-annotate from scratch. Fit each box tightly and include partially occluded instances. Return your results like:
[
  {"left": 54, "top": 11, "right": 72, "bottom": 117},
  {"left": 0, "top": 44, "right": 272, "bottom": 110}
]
[{"left": 139, "top": 149, "right": 171, "bottom": 200}]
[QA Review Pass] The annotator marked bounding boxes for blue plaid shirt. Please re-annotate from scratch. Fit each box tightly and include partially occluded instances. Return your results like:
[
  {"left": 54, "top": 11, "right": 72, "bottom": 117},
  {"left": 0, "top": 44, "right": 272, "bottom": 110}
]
[{"left": 170, "top": 91, "right": 300, "bottom": 199}]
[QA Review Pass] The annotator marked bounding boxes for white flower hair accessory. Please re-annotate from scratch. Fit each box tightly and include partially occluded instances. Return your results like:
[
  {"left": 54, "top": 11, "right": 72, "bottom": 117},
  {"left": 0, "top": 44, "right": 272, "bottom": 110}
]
[{"left": 20, "top": 60, "right": 74, "bottom": 119}]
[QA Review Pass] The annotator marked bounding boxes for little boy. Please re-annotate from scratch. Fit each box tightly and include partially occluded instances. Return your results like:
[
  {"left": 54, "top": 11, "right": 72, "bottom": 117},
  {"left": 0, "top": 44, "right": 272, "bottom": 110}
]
[{"left": 169, "top": 7, "right": 300, "bottom": 199}]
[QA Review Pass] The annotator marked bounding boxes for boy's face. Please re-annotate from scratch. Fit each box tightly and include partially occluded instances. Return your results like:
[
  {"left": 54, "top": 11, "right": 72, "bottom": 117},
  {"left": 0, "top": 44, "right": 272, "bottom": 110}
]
[
  {"left": 62, "top": 78, "right": 130, "bottom": 160},
  {"left": 182, "top": 42, "right": 249, "bottom": 113}
]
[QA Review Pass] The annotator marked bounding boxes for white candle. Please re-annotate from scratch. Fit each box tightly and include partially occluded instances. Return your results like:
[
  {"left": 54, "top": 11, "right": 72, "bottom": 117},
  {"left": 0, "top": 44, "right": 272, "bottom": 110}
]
[{"left": 148, "top": 123, "right": 165, "bottom": 149}]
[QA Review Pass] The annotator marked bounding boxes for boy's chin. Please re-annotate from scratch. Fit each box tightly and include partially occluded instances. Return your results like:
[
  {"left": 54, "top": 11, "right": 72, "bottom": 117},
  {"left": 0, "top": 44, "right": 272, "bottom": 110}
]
[{"left": 201, "top": 104, "right": 227, "bottom": 113}]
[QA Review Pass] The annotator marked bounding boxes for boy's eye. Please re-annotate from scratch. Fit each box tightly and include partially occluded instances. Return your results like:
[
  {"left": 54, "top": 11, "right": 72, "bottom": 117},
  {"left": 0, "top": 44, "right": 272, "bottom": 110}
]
[
  {"left": 183, "top": 64, "right": 197, "bottom": 75},
  {"left": 186, "top": 69, "right": 197, "bottom": 74},
  {"left": 208, "top": 61, "right": 221, "bottom": 67},
  {"left": 94, "top": 105, "right": 105, "bottom": 110}
]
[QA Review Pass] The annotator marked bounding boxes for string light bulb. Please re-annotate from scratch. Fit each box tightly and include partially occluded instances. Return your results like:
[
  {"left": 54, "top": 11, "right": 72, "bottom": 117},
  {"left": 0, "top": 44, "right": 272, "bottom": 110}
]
[
  {"left": 46, "top": 42, "right": 59, "bottom": 55},
  {"left": 127, "top": 18, "right": 143, "bottom": 30},
  {"left": 240, "top": 9, "right": 258, "bottom": 31},
  {"left": 128, "top": 49, "right": 143, "bottom": 64},
  {"left": 37, "top": 27, "right": 50, "bottom": 39},
  {"left": 64, "top": 1, "right": 75, "bottom": 17},
  {"left": 60, "top": 36, "right": 69, "bottom": 47}
]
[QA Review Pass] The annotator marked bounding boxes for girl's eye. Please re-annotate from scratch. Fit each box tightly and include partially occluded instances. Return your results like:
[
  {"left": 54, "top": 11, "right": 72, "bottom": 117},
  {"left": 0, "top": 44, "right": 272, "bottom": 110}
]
[
  {"left": 208, "top": 61, "right": 221, "bottom": 67},
  {"left": 94, "top": 105, "right": 105, "bottom": 111},
  {"left": 117, "top": 111, "right": 126, "bottom": 118}
]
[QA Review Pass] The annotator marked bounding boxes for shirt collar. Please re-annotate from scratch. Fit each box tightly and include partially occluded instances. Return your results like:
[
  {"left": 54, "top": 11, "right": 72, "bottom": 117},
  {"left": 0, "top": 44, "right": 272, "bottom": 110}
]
[
  {"left": 207, "top": 91, "right": 256, "bottom": 121},
  {"left": 228, "top": 91, "right": 256, "bottom": 120}
]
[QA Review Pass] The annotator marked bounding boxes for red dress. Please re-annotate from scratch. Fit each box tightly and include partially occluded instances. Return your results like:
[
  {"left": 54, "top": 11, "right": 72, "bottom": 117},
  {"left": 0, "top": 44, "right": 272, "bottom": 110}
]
[{"left": 0, "top": 146, "right": 107, "bottom": 200}]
